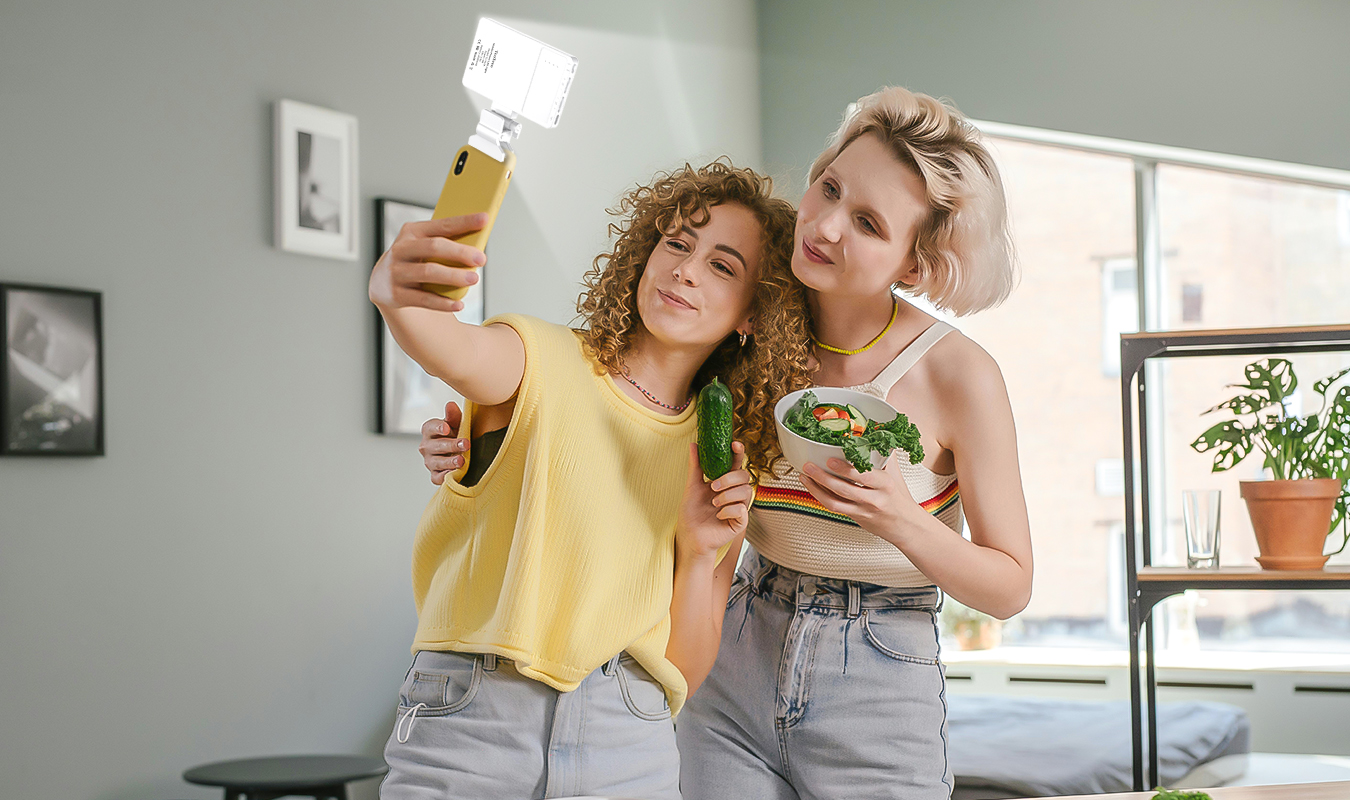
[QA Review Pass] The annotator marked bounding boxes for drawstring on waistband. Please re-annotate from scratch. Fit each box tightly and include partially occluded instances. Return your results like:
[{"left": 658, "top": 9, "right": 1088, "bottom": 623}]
[{"left": 395, "top": 702, "right": 426, "bottom": 743}]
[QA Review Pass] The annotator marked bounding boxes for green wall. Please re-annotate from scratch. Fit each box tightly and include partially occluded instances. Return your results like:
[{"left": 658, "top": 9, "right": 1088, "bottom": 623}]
[{"left": 760, "top": 0, "right": 1350, "bottom": 195}]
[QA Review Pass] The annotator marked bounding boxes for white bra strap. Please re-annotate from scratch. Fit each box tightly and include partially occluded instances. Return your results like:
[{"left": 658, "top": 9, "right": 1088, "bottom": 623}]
[{"left": 871, "top": 321, "right": 955, "bottom": 396}]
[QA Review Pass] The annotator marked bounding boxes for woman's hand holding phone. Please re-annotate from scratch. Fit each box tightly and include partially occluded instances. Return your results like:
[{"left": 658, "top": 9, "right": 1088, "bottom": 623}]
[{"left": 368, "top": 213, "right": 488, "bottom": 314}]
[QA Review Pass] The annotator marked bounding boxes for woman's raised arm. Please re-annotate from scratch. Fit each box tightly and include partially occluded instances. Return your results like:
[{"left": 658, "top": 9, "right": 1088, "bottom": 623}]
[{"left": 369, "top": 213, "right": 524, "bottom": 406}]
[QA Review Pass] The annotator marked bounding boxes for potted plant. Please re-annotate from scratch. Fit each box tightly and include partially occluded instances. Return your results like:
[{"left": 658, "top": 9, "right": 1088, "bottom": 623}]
[
  {"left": 1190, "top": 358, "right": 1350, "bottom": 569},
  {"left": 941, "top": 599, "right": 1003, "bottom": 650}
]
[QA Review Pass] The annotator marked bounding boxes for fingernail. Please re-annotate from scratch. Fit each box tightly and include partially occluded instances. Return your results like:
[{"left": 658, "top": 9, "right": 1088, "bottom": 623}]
[
  {"left": 468, "top": 270, "right": 481, "bottom": 281},
  {"left": 711, "top": 480, "right": 721, "bottom": 491},
  {"left": 458, "top": 439, "right": 468, "bottom": 450}
]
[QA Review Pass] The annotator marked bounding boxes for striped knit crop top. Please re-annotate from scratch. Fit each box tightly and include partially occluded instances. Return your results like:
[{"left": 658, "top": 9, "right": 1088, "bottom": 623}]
[{"left": 747, "top": 320, "right": 962, "bottom": 588}]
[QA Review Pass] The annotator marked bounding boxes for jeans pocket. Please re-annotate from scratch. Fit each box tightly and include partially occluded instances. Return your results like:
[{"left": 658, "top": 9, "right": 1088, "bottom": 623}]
[
  {"left": 861, "top": 608, "right": 940, "bottom": 665},
  {"left": 616, "top": 656, "right": 672, "bottom": 721},
  {"left": 398, "top": 651, "right": 483, "bottom": 716}
]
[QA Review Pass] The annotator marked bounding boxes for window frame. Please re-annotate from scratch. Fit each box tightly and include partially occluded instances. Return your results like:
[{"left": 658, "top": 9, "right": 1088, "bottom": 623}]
[{"left": 969, "top": 120, "right": 1350, "bottom": 659}]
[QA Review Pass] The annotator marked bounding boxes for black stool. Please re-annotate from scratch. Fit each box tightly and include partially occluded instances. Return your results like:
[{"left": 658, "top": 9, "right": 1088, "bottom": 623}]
[{"left": 183, "top": 754, "right": 387, "bottom": 800}]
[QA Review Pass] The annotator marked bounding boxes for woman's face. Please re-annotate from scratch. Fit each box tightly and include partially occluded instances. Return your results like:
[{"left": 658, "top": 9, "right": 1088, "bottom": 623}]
[
  {"left": 635, "top": 201, "right": 762, "bottom": 350},
  {"left": 792, "top": 132, "right": 929, "bottom": 299}
]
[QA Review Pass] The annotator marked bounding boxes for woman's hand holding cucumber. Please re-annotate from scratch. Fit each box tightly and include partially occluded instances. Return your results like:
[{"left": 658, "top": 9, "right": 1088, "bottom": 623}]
[{"left": 677, "top": 441, "right": 752, "bottom": 561}]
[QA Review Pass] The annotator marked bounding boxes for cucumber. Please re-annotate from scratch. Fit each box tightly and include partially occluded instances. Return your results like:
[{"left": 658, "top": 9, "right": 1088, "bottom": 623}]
[
  {"left": 697, "top": 377, "right": 734, "bottom": 480},
  {"left": 846, "top": 404, "right": 867, "bottom": 428},
  {"left": 819, "top": 417, "right": 852, "bottom": 432}
]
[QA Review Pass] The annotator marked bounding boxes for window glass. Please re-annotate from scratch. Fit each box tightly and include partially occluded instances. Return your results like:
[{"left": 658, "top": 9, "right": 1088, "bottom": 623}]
[
  {"left": 1156, "top": 167, "right": 1350, "bottom": 654},
  {"left": 942, "top": 138, "right": 1136, "bottom": 649}
]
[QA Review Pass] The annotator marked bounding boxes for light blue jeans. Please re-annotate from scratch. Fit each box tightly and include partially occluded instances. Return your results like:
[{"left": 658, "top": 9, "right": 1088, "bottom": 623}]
[
  {"left": 677, "top": 550, "right": 952, "bottom": 799},
  {"left": 380, "top": 650, "right": 680, "bottom": 800}
]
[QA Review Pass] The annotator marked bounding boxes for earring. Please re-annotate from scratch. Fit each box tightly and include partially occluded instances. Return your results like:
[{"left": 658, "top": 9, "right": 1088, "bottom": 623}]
[{"left": 739, "top": 332, "right": 748, "bottom": 347}]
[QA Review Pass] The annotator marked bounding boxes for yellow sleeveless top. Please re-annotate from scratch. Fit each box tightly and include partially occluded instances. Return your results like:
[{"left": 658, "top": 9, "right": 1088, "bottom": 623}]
[{"left": 409, "top": 314, "right": 698, "bottom": 712}]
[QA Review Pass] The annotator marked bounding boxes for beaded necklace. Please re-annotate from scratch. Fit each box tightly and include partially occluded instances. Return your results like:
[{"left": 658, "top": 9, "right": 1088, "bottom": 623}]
[
  {"left": 620, "top": 371, "right": 692, "bottom": 412},
  {"left": 812, "top": 298, "right": 898, "bottom": 355}
]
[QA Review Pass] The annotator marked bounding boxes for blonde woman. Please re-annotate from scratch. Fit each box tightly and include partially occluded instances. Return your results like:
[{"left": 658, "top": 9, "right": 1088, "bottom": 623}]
[
  {"left": 371, "top": 161, "right": 812, "bottom": 799},
  {"left": 420, "top": 88, "right": 1033, "bottom": 799}
]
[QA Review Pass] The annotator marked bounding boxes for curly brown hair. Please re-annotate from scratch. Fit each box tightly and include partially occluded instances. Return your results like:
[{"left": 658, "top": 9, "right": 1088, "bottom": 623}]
[{"left": 577, "top": 160, "right": 815, "bottom": 478}]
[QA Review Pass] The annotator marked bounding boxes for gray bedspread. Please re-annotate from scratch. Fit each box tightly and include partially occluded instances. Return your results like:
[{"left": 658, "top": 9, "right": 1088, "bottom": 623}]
[{"left": 947, "top": 695, "right": 1250, "bottom": 798}]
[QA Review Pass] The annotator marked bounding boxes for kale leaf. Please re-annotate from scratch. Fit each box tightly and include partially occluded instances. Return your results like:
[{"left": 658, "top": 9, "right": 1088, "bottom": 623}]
[{"left": 782, "top": 391, "right": 924, "bottom": 473}]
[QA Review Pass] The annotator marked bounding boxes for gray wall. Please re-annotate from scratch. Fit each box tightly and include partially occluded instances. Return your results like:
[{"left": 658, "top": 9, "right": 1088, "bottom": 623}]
[
  {"left": 0, "top": 2, "right": 759, "bottom": 799},
  {"left": 760, "top": 0, "right": 1350, "bottom": 194}
]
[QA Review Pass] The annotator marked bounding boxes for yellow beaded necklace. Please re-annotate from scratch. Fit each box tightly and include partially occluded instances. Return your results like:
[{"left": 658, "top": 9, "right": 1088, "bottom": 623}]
[{"left": 812, "top": 298, "right": 898, "bottom": 355}]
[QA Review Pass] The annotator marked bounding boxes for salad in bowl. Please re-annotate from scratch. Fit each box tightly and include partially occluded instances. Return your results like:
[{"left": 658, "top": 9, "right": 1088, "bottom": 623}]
[{"left": 774, "top": 387, "right": 924, "bottom": 477}]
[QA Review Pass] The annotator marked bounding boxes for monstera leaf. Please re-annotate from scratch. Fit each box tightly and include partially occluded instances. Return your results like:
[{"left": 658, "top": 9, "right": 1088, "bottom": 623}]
[
  {"left": 1202, "top": 393, "right": 1278, "bottom": 416},
  {"left": 1191, "top": 419, "right": 1255, "bottom": 472},
  {"left": 1227, "top": 358, "right": 1298, "bottom": 408},
  {"left": 1313, "top": 366, "right": 1350, "bottom": 400},
  {"left": 1262, "top": 413, "right": 1320, "bottom": 480},
  {"left": 1318, "top": 386, "right": 1350, "bottom": 553}
]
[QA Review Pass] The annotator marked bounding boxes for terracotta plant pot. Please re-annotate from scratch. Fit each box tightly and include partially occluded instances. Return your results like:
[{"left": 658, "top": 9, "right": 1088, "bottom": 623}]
[{"left": 1239, "top": 478, "right": 1343, "bottom": 570}]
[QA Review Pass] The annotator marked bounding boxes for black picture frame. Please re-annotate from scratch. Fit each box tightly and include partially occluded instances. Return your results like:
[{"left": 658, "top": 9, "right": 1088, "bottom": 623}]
[
  {"left": 373, "top": 198, "right": 484, "bottom": 435},
  {"left": 1, "top": 282, "right": 105, "bottom": 456}
]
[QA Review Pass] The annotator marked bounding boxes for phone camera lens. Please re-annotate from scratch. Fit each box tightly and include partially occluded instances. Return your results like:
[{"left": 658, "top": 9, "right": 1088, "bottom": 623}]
[{"left": 454, "top": 151, "right": 469, "bottom": 175}]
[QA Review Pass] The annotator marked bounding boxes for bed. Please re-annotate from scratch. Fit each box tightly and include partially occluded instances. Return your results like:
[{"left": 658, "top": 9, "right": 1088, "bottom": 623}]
[{"left": 947, "top": 695, "right": 1251, "bottom": 798}]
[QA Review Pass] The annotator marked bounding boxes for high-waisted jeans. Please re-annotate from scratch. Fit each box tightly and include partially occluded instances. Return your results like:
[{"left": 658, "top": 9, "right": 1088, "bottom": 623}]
[
  {"left": 677, "top": 549, "right": 952, "bottom": 799},
  {"left": 380, "top": 650, "right": 680, "bottom": 800}
]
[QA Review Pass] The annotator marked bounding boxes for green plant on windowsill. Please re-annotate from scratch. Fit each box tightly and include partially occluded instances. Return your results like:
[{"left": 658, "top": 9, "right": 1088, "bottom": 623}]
[{"left": 1190, "top": 358, "right": 1350, "bottom": 562}]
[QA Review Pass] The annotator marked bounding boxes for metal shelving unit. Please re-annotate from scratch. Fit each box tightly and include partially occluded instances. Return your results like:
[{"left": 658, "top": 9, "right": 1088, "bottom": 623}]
[{"left": 1120, "top": 323, "right": 1350, "bottom": 791}]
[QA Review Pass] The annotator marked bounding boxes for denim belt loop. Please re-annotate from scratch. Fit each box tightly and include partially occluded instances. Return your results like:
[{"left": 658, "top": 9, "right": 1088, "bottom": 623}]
[
  {"left": 482, "top": 653, "right": 498, "bottom": 671},
  {"left": 601, "top": 653, "right": 622, "bottom": 676},
  {"left": 846, "top": 582, "right": 862, "bottom": 619},
  {"left": 753, "top": 556, "right": 774, "bottom": 594}
]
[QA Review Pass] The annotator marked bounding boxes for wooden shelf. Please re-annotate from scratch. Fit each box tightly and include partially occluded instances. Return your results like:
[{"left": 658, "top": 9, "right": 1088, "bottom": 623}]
[
  {"left": 1121, "top": 323, "right": 1350, "bottom": 790},
  {"left": 1139, "top": 566, "right": 1350, "bottom": 584},
  {"left": 1122, "top": 323, "right": 1350, "bottom": 340}
]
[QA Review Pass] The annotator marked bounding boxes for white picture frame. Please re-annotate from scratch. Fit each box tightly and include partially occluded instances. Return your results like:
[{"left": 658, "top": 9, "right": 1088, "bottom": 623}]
[
  {"left": 274, "top": 99, "right": 359, "bottom": 260},
  {"left": 374, "top": 198, "right": 484, "bottom": 435}
]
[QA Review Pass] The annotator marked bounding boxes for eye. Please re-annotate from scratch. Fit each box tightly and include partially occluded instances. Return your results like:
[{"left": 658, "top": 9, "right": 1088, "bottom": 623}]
[
  {"left": 713, "top": 260, "right": 734, "bottom": 276},
  {"left": 666, "top": 238, "right": 690, "bottom": 252},
  {"left": 858, "top": 216, "right": 878, "bottom": 235},
  {"left": 822, "top": 180, "right": 839, "bottom": 199}
]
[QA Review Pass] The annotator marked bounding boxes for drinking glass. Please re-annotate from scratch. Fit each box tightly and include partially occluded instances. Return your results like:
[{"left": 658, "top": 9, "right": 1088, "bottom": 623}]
[{"left": 1183, "top": 489, "right": 1221, "bottom": 569}]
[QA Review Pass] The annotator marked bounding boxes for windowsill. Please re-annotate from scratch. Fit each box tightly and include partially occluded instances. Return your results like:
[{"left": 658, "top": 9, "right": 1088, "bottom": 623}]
[{"left": 942, "top": 645, "right": 1350, "bottom": 673}]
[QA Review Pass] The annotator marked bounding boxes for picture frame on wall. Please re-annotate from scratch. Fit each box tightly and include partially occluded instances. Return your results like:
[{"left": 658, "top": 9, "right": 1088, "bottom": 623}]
[
  {"left": 374, "top": 198, "right": 485, "bottom": 435},
  {"left": 1, "top": 283, "right": 104, "bottom": 456},
  {"left": 274, "top": 99, "right": 359, "bottom": 260}
]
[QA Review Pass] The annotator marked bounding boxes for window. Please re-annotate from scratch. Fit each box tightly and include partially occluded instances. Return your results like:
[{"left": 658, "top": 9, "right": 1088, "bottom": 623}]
[{"left": 943, "top": 124, "right": 1350, "bottom": 659}]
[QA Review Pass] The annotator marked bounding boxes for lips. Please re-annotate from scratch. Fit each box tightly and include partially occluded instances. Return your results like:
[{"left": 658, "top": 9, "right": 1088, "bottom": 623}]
[
  {"left": 658, "top": 288, "right": 695, "bottom": 310},
  {"left": 801, "top": 238, "right": 834, "bottom": 265}
]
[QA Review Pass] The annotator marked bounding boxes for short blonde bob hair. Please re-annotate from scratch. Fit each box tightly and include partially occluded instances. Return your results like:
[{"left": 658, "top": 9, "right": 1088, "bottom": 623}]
[{"left": 808, "top": 87, "right": 1017, "bottom": 316}]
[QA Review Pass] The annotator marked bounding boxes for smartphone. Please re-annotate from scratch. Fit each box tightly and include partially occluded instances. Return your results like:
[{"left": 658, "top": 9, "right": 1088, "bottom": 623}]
[
  {"left": 424, "top": 18, "right": 575, "bottom": 300},
  {"left": 425, "top": 144, "right": 516, "bottom": 300}
]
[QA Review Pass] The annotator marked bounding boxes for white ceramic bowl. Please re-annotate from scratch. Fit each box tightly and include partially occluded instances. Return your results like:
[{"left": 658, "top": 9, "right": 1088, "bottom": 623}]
[{"left": 774, "top": 386, "right": 901, "bottom": 478}]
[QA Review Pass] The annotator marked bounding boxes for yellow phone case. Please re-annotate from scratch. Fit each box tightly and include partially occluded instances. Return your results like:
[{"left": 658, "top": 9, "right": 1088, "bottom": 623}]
[{"left": 426, "top": 144, "right": 517, "bottom": 300}]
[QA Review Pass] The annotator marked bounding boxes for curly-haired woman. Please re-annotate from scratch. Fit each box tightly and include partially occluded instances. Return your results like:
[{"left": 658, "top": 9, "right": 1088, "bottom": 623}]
[
  {"left": 368, "top": 160, "right": 812, "bottom": 800},
  {"left": 421, "top": 88, "right": 1035, "bottom": 799}
]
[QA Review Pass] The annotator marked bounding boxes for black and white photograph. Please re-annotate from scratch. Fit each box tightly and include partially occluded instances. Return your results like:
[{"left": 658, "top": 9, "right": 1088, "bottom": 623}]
[
  {"left": 374, "top": 198, "right": 485, "bottom": 435},
  {"left": 274, "top": 99, "right": 359, "bottom": 260},
  {"left": 2, "top": 283, "right": 104, "bottom": 455}
]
